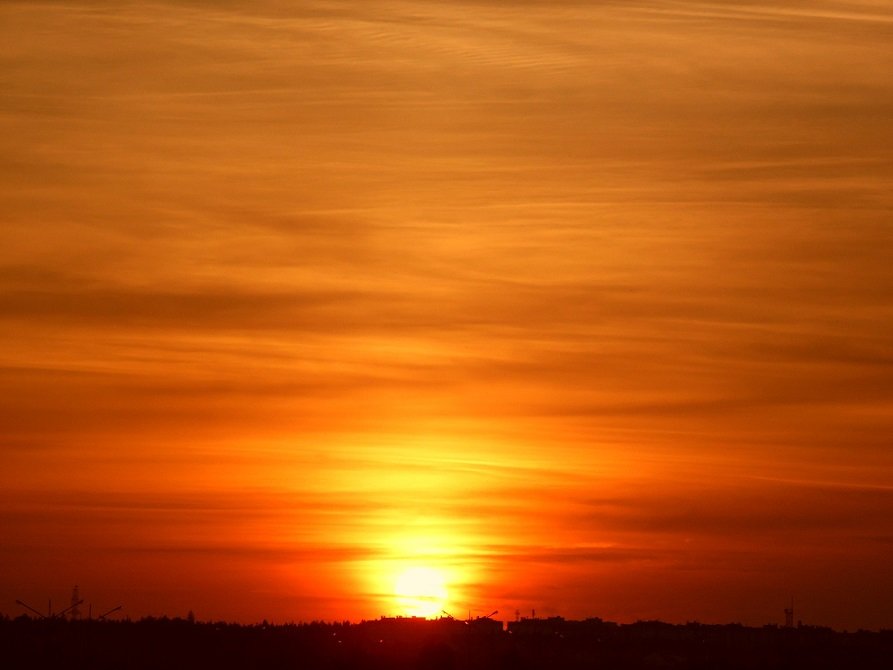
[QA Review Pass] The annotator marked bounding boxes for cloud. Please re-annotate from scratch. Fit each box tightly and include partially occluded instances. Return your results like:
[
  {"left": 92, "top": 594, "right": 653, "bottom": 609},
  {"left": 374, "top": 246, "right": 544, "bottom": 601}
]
[{"left": 2, "top": 0, "right": 892, "bottom": 628}]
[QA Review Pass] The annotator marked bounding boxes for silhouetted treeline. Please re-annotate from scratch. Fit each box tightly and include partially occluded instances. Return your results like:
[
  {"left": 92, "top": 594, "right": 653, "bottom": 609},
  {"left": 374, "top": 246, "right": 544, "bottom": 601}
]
[{"left": 2, "top": 613, "right": 892, "bottom": 670}]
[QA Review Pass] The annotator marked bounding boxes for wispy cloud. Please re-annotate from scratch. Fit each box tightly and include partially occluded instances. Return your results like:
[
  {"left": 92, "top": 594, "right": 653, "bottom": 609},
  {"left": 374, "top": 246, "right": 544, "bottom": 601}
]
[{"left": 2, "top": 0, "right": 892, "bottom": 629}]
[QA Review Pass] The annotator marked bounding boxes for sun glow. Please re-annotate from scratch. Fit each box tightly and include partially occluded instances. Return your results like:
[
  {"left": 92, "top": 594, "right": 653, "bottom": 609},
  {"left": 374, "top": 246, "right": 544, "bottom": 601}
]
[{"left": 394, "top": 566, "right": 449, "bottom": 618}]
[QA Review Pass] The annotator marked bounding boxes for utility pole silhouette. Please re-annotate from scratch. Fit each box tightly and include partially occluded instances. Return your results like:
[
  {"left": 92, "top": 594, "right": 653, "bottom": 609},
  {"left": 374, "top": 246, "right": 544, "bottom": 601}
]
[
  {"left": 96, "top": 605, "right": 123, "bottom": 621},
  {"left": 16, "top": 593, "right": 83, "bottom": 620},
  {"left": 15, "top": 586, "right": 120, "bottom": 621}
]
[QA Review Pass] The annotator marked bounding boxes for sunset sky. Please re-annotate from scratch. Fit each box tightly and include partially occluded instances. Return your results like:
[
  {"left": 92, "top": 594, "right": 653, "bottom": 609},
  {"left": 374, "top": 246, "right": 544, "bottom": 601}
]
[{"left": 2, "top": 1, "right": 892, "bottom": 630}]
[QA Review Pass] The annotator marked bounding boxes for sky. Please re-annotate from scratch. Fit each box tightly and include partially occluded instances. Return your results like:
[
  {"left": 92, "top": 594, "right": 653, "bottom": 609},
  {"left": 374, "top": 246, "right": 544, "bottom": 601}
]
[{"left": 1, "top": 0, "right": 892, "bottom": 630}]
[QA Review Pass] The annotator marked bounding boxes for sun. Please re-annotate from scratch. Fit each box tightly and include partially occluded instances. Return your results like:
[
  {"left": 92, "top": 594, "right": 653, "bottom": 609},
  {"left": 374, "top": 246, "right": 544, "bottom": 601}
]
[{"left": 394, "top": 566, "right": 448, "bottom": 618}]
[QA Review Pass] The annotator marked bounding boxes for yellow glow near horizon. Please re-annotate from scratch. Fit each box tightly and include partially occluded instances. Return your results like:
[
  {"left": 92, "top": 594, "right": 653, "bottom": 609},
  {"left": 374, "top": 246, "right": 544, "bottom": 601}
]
[
  {"left": 3, "top": 0, "right": 893, "bottom": 632},
  {"left": 394, "top": 566, "right": 449, "bottom": 618}
]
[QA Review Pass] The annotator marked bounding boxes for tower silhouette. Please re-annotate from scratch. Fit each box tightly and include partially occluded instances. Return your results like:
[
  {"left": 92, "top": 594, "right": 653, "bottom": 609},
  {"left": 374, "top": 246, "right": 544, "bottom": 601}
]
[
  {"left": 784, "top": 597, "right": 794, "bottom": 628},
  {"left": 70, "top": 586, "right": 81, "bottom": 620}
]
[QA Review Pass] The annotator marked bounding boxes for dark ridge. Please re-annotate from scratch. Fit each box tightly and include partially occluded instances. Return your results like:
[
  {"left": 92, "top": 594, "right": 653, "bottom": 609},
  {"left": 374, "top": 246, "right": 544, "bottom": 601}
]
[{"left": 3, "top": 614, "right": 891, "bottom": 670}]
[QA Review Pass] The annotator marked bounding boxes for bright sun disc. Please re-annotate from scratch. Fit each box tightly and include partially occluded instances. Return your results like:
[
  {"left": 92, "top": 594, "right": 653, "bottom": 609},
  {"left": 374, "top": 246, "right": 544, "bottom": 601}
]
[{"left": 394, "top": 566, "right": 448, "bottom": 618}]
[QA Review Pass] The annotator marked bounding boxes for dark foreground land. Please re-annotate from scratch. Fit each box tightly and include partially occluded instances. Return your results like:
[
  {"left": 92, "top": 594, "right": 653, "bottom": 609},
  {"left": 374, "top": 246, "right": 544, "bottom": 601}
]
[{"left": 3, "top": 615, "right": 892, "bottom": 670}]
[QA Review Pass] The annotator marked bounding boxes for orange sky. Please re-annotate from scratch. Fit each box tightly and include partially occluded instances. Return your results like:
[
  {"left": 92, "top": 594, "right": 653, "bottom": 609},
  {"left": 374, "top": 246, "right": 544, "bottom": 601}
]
[{"left": 1, "top": 1, "right": 892, "bottom": 629}]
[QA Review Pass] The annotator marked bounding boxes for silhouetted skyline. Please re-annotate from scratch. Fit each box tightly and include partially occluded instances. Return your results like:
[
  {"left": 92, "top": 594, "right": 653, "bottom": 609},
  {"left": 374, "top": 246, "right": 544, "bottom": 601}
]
[{"left": 4, "top": 613, "right": 893, "bottom": 670}]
